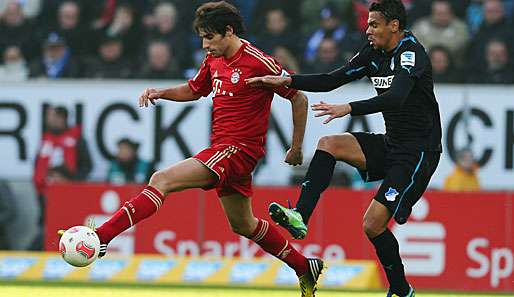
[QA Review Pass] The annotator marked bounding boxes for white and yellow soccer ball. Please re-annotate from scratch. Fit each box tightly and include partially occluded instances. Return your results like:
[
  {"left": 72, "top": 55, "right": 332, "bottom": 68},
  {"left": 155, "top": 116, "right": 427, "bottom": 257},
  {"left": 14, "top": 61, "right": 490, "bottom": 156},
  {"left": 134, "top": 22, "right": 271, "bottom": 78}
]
[{"left": 59, "top": 226, "right": 100, "bottom": 267}]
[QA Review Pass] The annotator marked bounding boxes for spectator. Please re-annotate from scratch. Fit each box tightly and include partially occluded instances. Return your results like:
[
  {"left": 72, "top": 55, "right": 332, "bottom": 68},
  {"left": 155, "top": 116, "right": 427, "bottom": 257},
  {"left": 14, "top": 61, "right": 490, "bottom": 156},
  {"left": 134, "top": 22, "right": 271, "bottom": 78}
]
[
  {"left": 85, "top": 35, "right": 132, "bottom": 78},
  {"left": 305, "top": 38, "right": 341, "bottom": 73},
  {"left": 0, "top": 0, "right": 41, "bottom": 19},
  {"left": 52, "top": 1, "right": 93, "bottom": 58},
  {"left": 107, "top": 138, "right": 152, "bottom": 185},
  {"left": 33, "top": 105, "right": 92, "bottom": 227},
  {"left": 303, "top": 2, "right": 363, "bottom": 64},
  {"left": 0, "top": 1, "right": 38, "bottom": 60},
  {"left": 0, "top": 45, "right": 29, "bottom": 82},
  {"left": 104, "top": 3, "right": 142, "bottom": 59},
  {"left": 272, "top": 46, "right": 301, "bottom": 73},
  {"left": 411, "top": 0, "right": 470, "bottom": 64},
  {"left": 443, "top": 148, "right": 480, "bottom": 191},
  {"left": 429, "top": 45, "right": 460, "bottom": 83},
  {"left": 469, "top": 39, "right": 514, "bottom": 84},
  {"left": 144, "top": 2, "right": 191, "bottom": 70},
  {"left": 467, "top": 0, "right": 514, "bottom": 72},
  {"left": 138, "top": 40, "right": 182, "bottom": 79},
  {"left": 253, "top": 8, "right": 301, "bottom": 57},
  {"left": 29, "top": 32, "right": 81, "bottom": 79}
]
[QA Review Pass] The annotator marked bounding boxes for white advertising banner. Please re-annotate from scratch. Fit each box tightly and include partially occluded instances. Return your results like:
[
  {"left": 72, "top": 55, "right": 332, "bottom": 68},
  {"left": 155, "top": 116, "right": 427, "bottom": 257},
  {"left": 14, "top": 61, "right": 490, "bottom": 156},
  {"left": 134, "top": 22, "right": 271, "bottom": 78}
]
[{"left": 0, "top": 80, "right": 513, "bottom": 189}]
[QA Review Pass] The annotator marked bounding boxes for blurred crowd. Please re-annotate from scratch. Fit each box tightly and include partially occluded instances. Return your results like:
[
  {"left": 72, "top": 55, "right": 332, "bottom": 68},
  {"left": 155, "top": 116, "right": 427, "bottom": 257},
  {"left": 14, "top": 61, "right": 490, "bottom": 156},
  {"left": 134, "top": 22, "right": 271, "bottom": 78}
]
[{"left": 0, "top": 0, "right": 513, "bottom": 83}]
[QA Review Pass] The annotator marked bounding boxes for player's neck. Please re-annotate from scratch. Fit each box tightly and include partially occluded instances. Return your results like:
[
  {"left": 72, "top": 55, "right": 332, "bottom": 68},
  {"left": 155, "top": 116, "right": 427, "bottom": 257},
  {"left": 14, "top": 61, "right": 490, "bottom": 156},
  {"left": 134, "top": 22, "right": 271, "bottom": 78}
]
[
  {"left": 385, "top": 31, "right": 405, "bottom": 52},
  {"left": 223, "top": 37, "right": 243, "bottom": 60}
]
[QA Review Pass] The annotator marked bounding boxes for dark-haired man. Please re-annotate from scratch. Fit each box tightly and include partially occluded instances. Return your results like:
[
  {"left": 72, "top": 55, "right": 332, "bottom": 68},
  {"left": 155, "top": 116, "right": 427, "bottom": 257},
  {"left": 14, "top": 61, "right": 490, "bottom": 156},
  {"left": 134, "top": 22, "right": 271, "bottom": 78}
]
[
  {"left": 59, "top": 1, "right": 322, "bottom": 296},
  {"left": 247, "top": 0, "right": 441, "bottom": 296}
]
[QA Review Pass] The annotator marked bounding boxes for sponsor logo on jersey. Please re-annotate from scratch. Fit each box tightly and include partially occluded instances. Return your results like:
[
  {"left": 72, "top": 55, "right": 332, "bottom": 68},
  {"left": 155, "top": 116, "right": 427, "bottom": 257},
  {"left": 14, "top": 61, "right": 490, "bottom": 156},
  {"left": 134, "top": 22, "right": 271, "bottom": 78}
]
[
  {"left": 371, "top": 75, "right": 395, "bottom": 89},
  {"left": 401, "top": 51, "right": 415, "bottom": 67},
  {"left": 385, "top": 187, "right": 399, "bottom": 201}
]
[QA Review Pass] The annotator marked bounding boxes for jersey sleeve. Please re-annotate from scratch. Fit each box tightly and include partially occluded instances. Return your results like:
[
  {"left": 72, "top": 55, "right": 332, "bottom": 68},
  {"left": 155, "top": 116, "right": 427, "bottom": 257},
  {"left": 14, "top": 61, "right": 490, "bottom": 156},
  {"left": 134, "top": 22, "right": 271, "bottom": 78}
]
[
  {"left": 256, "top": 53, "right": 297, "bottom": 99},
  {"left": 187, "top": 55, "right": 212, "bottom": 97},
  {"left": 394, "top": 45, "right": 428, "bottom": 79},
  {"left": 289, "top": 43, "right": 371, "bottom": 92}
]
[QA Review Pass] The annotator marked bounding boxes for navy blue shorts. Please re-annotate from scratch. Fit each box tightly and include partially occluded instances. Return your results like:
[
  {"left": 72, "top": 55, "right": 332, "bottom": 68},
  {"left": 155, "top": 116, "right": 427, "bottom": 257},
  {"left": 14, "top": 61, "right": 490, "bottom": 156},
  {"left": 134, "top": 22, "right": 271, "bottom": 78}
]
[{"left": 351, "top": 132, "right": 440, "bottom": 224}]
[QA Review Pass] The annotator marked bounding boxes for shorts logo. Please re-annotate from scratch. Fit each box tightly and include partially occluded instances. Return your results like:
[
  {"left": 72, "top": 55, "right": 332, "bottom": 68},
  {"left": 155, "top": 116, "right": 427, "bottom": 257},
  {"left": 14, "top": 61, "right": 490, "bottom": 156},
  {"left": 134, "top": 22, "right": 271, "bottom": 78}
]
[
  {"left": 400, "top": 51, "right": 415, "bottom": 67},
  {"left": 385, "top": 187, "right": 399, "bottom": 201},
  {"left": 371, "top": 75, "right": 394, "bottom": 89}
]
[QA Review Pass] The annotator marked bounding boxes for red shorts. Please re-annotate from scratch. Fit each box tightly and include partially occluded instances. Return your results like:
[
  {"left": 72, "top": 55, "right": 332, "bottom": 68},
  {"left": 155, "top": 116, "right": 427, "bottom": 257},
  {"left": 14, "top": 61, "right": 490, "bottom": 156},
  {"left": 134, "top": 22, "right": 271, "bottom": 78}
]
[{"left": 193, "top": 142, "right": 260, "bottom": 197}]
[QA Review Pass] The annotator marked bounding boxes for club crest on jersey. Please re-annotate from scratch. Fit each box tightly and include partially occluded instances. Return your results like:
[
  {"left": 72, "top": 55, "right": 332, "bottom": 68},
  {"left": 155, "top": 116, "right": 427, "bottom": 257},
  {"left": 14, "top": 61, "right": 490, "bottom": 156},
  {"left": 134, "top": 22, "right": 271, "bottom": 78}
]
[
  {"left": 231, "top": 68, "right": 242, "bottom": 84},
  {"left": 371, "top": 75, "right": 394, "bottom": 89},
  {"left": 400, "top": 51, "right": 415, "bottom": 67},
  {"left": 385, "top": 187, "right": 399, "bottom": 201}
]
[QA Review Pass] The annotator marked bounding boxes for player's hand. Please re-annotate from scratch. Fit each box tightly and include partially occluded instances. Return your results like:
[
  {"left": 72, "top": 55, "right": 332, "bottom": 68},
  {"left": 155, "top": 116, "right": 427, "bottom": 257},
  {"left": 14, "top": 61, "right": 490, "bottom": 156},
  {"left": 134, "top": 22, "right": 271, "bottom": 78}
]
[
  {"left": 139, "top": 88, "right": 162, "bottom": 107},
  {"left": 311, "top": 101, "right": 352, "bottom": 124},
  {"left": 284, "top": 147, "right": 303, "bottom": 166},
  {"left": 245, "top": 75, "right": 291, "bottom": 88}
]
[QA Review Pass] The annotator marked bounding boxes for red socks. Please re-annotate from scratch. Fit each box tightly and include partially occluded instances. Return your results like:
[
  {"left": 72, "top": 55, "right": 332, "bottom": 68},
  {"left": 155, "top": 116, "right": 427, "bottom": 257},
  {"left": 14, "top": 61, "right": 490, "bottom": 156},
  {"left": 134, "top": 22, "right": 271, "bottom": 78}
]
[
  {"left": 96, "top": 186, "right": 163, "bottom": 244},
  {"left": 250, "top": 219, "right": 308, "bottom": 276}
]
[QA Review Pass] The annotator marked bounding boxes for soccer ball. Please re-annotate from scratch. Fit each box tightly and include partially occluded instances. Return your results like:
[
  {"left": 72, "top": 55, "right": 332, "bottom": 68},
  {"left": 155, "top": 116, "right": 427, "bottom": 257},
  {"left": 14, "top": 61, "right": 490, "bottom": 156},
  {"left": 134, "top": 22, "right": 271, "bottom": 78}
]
[{"left": 59, "top": 226, "right": 100, "bottom": 267}]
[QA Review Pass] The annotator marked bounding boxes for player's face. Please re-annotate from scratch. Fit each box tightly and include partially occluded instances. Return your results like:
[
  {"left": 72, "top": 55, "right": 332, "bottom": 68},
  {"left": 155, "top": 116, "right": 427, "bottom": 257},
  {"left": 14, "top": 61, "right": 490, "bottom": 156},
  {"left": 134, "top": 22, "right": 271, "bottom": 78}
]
[
  {"left": 366, "top": 11, "right": 394, "bottom": 50},
  {"left": 199, "top": 30, "right": 229, "bottom": 57}
]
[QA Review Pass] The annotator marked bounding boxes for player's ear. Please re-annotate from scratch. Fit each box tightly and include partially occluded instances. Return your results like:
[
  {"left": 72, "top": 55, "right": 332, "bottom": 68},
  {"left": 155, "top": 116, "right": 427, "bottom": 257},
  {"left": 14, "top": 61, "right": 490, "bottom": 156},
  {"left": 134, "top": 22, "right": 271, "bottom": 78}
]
[
  {"left": 225, "top": 25, "right": 234, "bottom": 37},
  {"left": 390, "top": 19, "right": 400, "bottom": 33}
]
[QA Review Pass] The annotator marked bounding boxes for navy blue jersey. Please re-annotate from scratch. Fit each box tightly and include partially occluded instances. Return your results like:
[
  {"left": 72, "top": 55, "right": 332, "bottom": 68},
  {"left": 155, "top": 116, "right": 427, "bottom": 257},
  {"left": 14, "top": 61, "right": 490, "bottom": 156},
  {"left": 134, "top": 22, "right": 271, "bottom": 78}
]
[{"left": 290, "top": 32, "right": 442, "bottom": 152}]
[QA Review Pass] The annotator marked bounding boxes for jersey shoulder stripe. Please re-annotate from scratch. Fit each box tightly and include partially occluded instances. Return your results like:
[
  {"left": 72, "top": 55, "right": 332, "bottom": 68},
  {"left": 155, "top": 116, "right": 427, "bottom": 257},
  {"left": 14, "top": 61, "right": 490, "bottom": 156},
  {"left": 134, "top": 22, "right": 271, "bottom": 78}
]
[{"left": 244, "top": 45, "right": 281, "bottom": 74}]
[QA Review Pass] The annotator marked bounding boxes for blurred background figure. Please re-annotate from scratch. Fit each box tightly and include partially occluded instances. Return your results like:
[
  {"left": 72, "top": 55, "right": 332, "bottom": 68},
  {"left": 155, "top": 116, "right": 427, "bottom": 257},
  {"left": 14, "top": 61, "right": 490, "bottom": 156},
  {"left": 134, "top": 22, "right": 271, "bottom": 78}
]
[
  {"left": 469, "top": 39, "right": 514, "bottom": 84},
  {"left": 411, "top": 0, "right": 469, "bottom": 65},
  {"left": 33, "top": 105, "right": 92, "bottom": 248},
  {"left": 253, "top": 7, "right": 301, "bottom": 58},
  {"left": 107, "top": 138, "right": 152, "bottom": 185},
  {"left": 0, "top": 0, "right": 38, "bottom": 60},
  {"left": 429, "top": 45, "right": 460, "bottom": 83},
  {"left": 305, "top": 37, "right": 340, "bottom": 73},
  {"left": 29, "top": 32, "right": 81, "bottom": 79},
  {"left": 104, "top": 3, "right": 142, "bottom": 59},
  {"left": 0, "top": 45, "right": 29, "bottom": 82},
  {"left": 85, "top": 35, "right": 132, "bottom": 79},
  {"left": 143, "top": 2, "right": 191, "bottom": 71},
  {"left": 303, "top": 2, "right": 363, "bottom": 64},
  {"left": 272, "top": 46, "right": 301, "bottom": 74},
  {"left": 443, "top": 148, "right": 481, "bottom": 191},
  {"left": 138, "top": 40, "right": 181, "bottom": 79}
]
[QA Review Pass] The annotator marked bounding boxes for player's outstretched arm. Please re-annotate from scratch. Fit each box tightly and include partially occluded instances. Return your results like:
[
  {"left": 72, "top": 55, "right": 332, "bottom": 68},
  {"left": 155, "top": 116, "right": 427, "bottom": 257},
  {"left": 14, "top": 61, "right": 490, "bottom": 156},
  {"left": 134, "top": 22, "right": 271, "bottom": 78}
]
[
  {"left": 284, "top": 91, "right": 308, "bottom": 166},
  {"left": 245, "top": 75, "right": 292, "bottom": 88},
  {"left": 139, "top": 83, "right": 202, "bottom": 107}
]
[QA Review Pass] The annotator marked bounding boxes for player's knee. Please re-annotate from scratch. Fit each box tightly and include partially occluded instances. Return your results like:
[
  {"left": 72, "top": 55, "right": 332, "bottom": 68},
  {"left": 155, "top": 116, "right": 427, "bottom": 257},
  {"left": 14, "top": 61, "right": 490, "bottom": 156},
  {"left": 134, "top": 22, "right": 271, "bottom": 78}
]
[
  {"left": 362, "top": 217, "right": 386, "bottom": 238},
  {"left": 317, "top": 135, "right": 338, "bottom": 153},
  {"left": 149, "top": 170, "right": 178, "bottom": 195}
]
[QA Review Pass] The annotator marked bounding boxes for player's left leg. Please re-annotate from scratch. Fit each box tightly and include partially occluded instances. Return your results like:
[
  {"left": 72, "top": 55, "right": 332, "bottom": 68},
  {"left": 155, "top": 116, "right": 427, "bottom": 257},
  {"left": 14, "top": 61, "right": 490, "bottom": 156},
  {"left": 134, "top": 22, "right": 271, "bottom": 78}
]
[
  {"left": 363, "top": 200, "right": 413, "bottom": 297},
  {"left": 219, "top": 193, "right": 324, "bottom": 297},
  {"left": 366, "top": 150, "right": 439, "bottom": 296}
]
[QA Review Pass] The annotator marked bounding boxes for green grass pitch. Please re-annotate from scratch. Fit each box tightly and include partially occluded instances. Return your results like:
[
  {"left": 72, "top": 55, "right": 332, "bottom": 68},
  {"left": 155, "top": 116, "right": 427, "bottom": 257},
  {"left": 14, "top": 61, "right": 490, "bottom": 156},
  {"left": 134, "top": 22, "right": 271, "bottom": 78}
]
[{"left": 2, "top": 283, "right": 513, "bottom": 297}]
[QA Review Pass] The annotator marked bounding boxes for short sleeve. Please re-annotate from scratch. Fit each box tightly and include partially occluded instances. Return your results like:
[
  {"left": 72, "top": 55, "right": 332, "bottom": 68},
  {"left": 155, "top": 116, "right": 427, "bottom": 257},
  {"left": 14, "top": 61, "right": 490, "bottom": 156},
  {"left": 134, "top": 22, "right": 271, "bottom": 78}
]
[
  {"left": 187, "top": 55, "right": 212, "bottom": 97},
  {"left": 395, "top": 46, "right": 428, "bottom": 79}
]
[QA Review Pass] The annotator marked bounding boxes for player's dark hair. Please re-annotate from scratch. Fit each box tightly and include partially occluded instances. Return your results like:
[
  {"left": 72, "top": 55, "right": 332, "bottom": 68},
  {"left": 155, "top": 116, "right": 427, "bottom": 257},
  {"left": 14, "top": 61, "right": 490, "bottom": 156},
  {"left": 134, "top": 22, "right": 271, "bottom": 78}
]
[
  {"left": 369, "top": 0, "right": 407, "bottom": 30},
  {"left": 193, "top": 1, "right": 246, "bottom": 36}
]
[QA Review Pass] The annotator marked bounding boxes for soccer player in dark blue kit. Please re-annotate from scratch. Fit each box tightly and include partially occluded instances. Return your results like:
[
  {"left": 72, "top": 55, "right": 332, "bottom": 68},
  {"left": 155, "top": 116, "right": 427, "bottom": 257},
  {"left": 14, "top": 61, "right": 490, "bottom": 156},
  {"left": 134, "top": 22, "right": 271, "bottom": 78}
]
[{"left": 247, "top": 0, "right": 442, "bottom": 296}]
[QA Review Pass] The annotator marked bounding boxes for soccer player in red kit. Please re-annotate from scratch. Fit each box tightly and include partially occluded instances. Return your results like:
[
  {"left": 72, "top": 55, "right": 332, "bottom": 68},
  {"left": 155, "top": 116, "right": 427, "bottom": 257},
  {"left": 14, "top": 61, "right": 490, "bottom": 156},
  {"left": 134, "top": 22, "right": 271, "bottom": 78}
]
[{"left": 58, "top": 1, "right": 323, "bottom": 296}]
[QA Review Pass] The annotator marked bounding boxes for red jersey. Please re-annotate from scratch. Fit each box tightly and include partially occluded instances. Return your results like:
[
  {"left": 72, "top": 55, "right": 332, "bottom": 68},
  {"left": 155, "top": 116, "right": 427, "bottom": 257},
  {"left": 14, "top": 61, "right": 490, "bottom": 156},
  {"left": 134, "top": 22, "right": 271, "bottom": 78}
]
[{"left": 188, "top": 40, "right": 297, "bottom": 155}]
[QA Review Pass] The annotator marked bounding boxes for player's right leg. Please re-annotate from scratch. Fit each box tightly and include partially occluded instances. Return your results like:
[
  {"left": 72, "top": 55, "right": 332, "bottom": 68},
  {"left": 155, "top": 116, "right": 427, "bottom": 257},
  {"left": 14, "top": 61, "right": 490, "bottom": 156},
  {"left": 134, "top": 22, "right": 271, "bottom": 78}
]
[
  {"left": 270, "top": 133, "right": 366, "bottom": 239},
  {"left": 59, "top": 158, "right": 217, "bottom": 257},
  {"left": 219, "top": 193, "right": 324, "bottom": 297}
]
